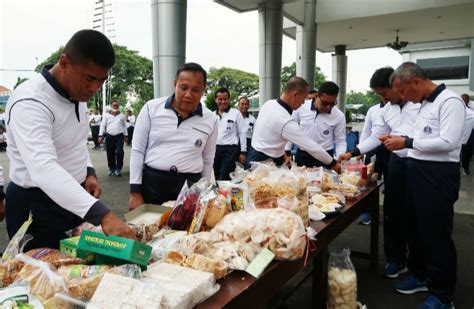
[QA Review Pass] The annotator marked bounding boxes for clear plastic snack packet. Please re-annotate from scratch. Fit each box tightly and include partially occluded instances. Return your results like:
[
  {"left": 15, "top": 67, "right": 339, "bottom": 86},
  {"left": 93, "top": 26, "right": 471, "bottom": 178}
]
[{"left": 327, "top": 248, "right": 358, "bottom": 309}]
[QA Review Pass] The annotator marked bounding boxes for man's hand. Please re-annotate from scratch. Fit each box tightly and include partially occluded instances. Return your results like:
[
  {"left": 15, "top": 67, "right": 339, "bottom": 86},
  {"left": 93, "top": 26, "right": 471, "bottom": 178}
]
[
  {"left": 338, "top": 152, "right": 352, "bottom": 163},
  {"left": 101, "top": 212, "right": 136, "bottom": 240},
  {"left": 129, "top": 193, "right": 144, "bottom": 211},
  {"left": 84, "top": 176, "right": 101, "bottom": 198},
  {"left": 383, "top": 135, "right": 406, "bottom": 151},
  {"left": 98, "top": 136, "right": 104, "bottom": 144},
  {"left": 0, "top": 200, "right": 5, "bottom": 222},
  {"left": 332, "top": 161, "right": 342, "bottom": 174},
  {"left": 239, "top": 153, "right": 246, "bottom": 165},
  {"left": 124, "top": 136, "right": 128, "bottom": 144},
  {"left": 283, "top": 153, "right": 292, "bottom": 167}
]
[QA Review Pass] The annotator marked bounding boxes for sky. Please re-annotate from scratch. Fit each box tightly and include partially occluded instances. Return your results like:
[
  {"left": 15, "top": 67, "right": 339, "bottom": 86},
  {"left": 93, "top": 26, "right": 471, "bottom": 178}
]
[{"left": 0, "top": 0, "right": 402, "bottom": 93}]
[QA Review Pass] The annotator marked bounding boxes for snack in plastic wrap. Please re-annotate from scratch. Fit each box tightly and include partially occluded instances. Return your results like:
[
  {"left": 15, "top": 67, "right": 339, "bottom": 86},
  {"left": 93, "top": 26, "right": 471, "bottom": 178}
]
[
  {"left": 0, "top": 258, "right": 25, "bottom": 288},
  {"left": 14, "top": 255, "right": 67, "bottom": 304},
  {"left": 68, "top": 222, "right": 103, "bottom": 238},
  {"left": 167, "top": 179, "right": 208, "bottom": 231},
  {"left": 164, "top": 251, "right": 186, "bottom": 266},
  {"left": 57, "top": 265, "right": 111, "bottom": 283},
  {"left": 25, "top": 249, "right": 84, "bottom": 269},
  {"left": 203, "top": 188, "right": 231, "bottom": 229},
  {"left": 188, "top": 186, "right": 214, "bottom": 234},
  {"left": 89, "top": 273, "right": 162, "bottom": 309},
  {"left": 128, "top": 221, "right": 160, "bottom": 243},
  {"left": 143, "top": 262, "right": 219, "bottom": 308},
  {"left": 148, "top": 231, "right": 187, "bottom": 262},
  {"left": 106, "top": 264, "right": 142, "bottom": 280},
  {"left": 184, "top": 254, "right": 227, "bottom": 279},
  {"left": 212, "top": 208, "right": 306, "bottom": 260},
  {"left": 43, "top": 292, "right": 87, "bottom": 309},
  {"left": 2, "top": 213, "right": 33, "bottom": 262},
  {"left": 327, "top": 249, "right": 357, "bottom": 309}
]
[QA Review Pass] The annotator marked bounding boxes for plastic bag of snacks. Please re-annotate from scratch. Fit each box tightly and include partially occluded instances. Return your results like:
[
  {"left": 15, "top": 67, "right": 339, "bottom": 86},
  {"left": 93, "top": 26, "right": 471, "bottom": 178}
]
[
  {"left": 188, "top": 185, "right": 214, "bottom": 233},
  {"left": 25, "top": 248, "right": 84, "bottom": 269},
  {"left": 327, "top": 248, "right": 357, "bottom": 309},
  {"left": 167, "top": 179, "right": 208, "bottom": 231},
  {"left": 2, "top": 213, "right": 33, "bottom": 262},
  {"left": 14, "top": 254, "right": 67, "bottom": 304}
]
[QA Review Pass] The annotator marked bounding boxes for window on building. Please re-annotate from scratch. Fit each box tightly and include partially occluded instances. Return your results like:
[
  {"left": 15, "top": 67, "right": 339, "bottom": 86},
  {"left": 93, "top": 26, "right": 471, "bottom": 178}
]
[{"left": 417, "top": 56, "right": 469, "bottom": 80}]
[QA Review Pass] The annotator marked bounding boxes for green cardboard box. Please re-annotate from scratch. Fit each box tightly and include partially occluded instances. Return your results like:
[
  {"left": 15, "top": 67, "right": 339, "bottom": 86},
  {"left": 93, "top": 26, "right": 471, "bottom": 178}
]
[
  {"left": 60, "top": 236, "right": 95, "bottom": 263},
  {"left": 77, "top": 231, "right": 152, "bottom": 270}
]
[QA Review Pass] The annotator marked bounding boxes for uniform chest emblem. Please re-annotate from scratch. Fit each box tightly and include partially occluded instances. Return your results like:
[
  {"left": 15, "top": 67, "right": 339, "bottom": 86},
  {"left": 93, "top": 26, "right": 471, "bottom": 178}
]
[
  {"left": 323, "top": 130, "right": 330, "bottom": 135},
  {"left": 195, "top": 138, "right": 203, "bottom": 148},
  {"left": 423, "top": 125, "right": 432, "bottom": 134}
]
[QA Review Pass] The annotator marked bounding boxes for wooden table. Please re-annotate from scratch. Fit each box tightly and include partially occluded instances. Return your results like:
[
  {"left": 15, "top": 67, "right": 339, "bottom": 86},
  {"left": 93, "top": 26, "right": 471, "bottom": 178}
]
[{"left": 197, "top": 182, "right": 382, "bottom": 309}]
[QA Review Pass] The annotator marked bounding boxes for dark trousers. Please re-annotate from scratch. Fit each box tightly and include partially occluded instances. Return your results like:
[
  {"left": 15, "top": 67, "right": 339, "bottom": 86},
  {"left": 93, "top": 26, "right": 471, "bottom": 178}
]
[
  {"left": 461, "top": 129, "right": 473, "bottom": 170},
  {"left": 213, "top": 145, "right": 240, "bottom": 180},
  {"left": 105, "top": 133, "right": 124, "bottom": 171},
  {"left": 90, "top": 125, "right": 100, "bottom": 148},
  {"left": 245, "top": 148, "right": 284, "bottom": 169},
  {"left": 365, "top": 144, "right": 390, "bottom": 180},
  {"left": 383, "top": 154, "right": 409, "bottom": 265},
  {"left": 295, "top": 149, "right": 334, "bottom": 168},
  {"left": 406, "top": 159, "right": 459, "bottom": 303},
  {"left": 142, "top": 165, "right": 201, "bottom": 205},
  {"left": 5, "top": 182, "right": 84, "bottom": 251},
  {"left": 127, "top": 126, "right": 134, "bottom": 146}
]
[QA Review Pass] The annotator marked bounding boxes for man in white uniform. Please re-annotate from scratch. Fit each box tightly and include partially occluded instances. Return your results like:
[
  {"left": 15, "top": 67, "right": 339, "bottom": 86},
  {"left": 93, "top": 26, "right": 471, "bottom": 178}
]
[
  {"left": 126, "top": 109, "right": 136, "bottom": 146},
  {"left": 287, "top": 81, "right": 346, "bottom": 167},
  {"left": 129, "top": 63, "right": 218, "bottom": 209},
  {"left": 385, "top": 62, "right": 464, "bottom": 309},
  {"left": 5, "top": 29, "right": 134, "bottom": 250},
  {"left": 89, "top": 108, "right": 102, "bottom": 150},
  {"left": 99, "top": 100, "right": 128, "bottom": 176},
  {"left": 238, "top": 96, "right": 256, "bottom": 154},
  {"left": 247, "top": 76, "right": 341, "bottom": 173},
  {"left": 460, "top": 93, "right": 473, "bottom": 175},
  {"left": 213, "top": 88, "right": 246, "bottom": 180}
]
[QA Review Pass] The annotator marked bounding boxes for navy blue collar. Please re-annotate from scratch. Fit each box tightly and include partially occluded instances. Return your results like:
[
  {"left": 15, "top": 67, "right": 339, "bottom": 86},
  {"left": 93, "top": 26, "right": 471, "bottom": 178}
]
[
  {"left": 41, "top": 65, "right": 80, "bottom": 122},
  {"left": 379, "top": 102, "right": 385, "bottom": 108},
  {"left": 216, "top": 105, "right": 231, "bottom": 117},
  {"left": 310, "top": 99, "right": 332, "bottom": 114},
  {"left": 277, "top": 98, "right": 292, "bottom": 115},
  {"left": 165, "top": 94, "right": 203, "bottom": 126},
  {"left": 41, "top": 65, "right": 79, "bottom": 105},
  {"left": 425, "top": 84, "right": 446, "bottom": 102},
  {"left": 241, "top": 112, "right": 250, "bottom": 118}
]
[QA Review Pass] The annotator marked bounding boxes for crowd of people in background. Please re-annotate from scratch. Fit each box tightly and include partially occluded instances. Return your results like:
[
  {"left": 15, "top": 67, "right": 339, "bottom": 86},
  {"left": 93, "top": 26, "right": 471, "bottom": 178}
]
[{"left": 0, "top": 29, "right": 473, "bottom": 309}]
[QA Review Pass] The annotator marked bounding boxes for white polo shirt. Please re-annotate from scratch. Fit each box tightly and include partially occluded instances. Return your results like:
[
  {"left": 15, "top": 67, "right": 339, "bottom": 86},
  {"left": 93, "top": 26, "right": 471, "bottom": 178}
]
[
  {"left": 89, "top": 114, "right": 102, "bottom": 127},
  {"left": 289, "top": 100, "right": 347, "bottom": 157},
  {"left": 462, "top": 108, "right": 474, "bottom": 144},
  {"left": 215, "top": 107, "right": 247, "bottom": 152},
  {"left": 360, "top": 103, "right": 384, "bottom": 143},
  {"left": 358, "top": 101, "right": 420, "bottom": 158},
  {"left": 99, "top": 112, "right": 128, "bottom": 136},
  {"left": 129, "top": 95, "right": 218, "bottom": 190},
  {"left": 408, "top": 85, "right": 465, "bottom": 162},
  {"left": 242, "top": 113, "right": 257, "bottom": 139},
  {"left": 251, "top": 99, "right": 333, "bottom": 165},
  {"left": 5, "top": 68, "right": 108, "bottom": 223},
  {"left": 127, "top": 114, "right": 136, "bottom": 129}
]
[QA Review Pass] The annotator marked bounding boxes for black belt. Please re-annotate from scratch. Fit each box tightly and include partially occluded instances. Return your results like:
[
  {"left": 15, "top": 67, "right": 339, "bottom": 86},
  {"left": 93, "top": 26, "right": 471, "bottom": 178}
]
[
  {"left": 144, "top": 164, "right": 201, "bottom": 177},
  {"left": 217, "top": 144, "right": 238, "bottom": 148}
]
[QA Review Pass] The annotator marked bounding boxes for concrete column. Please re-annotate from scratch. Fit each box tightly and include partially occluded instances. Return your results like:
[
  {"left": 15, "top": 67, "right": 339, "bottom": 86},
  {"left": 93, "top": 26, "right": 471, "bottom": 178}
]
[
  {"left": 151, "top": 0, "right": 187, "bottom": 98},
  {"left": 469, "top": 38, "right": 474, "bottom": 91},
  {"left": 301, "top": 0, "right": 317, "bottom": 89},
  {"left": 296, "top": 25, "right": 303, "bottom": 76},
  {"left": 258, "top": 0, "right": 283, "bottom": 106},
  {"left": 332, "top": 45, "right": 348, "bottom": 112}
]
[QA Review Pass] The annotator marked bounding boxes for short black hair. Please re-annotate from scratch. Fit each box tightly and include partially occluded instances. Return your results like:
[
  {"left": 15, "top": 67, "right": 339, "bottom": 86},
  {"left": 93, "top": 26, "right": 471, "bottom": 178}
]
[
  {"left": 318, "top": 81, "right": 339, "bottom": 96},
  {"left": 309, "top": 90, "right": 318, "bottom": 94},
  {"left": 238, "top": 96, "right": 250, "bottom": 104},
  {"left": 214, "top": 87, "right": 230, "bottom": 98},
  {"left": 64, "top": 29, "right": 115, "bottom": 69},
  {"left": 175, "top": 62, "right": 207, "bottom": 87},
  {"left": 283, "top": 76, "right": 309, "bottom": 93},
  {"left": 370, "top": 67, "right": 394, "bottom": 89}
]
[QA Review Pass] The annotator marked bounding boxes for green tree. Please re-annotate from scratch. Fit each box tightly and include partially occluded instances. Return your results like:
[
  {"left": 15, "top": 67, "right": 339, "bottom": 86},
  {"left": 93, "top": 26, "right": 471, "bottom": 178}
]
[
  {"left": 204, "top": 67, "right": 259, "bottom": 111},
  {"left": 280, "top": 62, "right": 326, "bottom": 90},
  {"left": 35, "top": 45, "right": 153, "bottom": 113},
  {"left": 346, "top": 90, "right": 380, "bottom": 115},
  {"left": 13, "top": 77, "right": 28, "bottom": 89}
]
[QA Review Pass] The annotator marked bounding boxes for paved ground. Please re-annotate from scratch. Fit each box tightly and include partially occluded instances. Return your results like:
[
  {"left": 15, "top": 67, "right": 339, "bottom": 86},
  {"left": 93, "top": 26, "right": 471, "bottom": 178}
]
[{"left": 0, "top": 144, "right": 473, "bottom": 308}]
